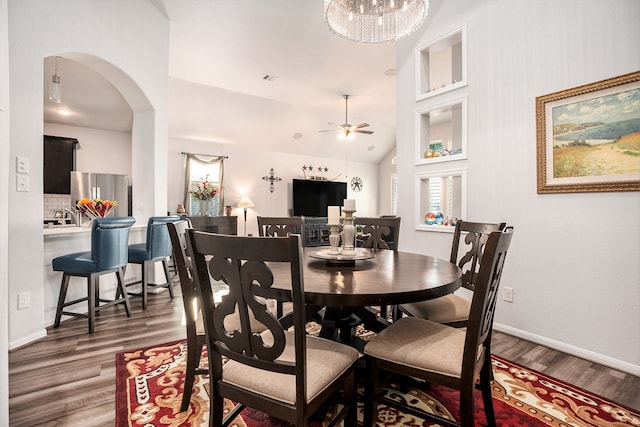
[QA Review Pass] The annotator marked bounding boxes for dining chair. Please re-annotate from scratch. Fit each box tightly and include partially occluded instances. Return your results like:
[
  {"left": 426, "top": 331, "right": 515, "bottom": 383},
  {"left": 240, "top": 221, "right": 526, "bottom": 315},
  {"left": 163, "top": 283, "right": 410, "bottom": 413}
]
[
  {"left": 257, "top": 216, "right": 305, "bottom": 317},
  {"left": 124, "top": 215, "right": 180, "bottom": 309},
  {"left": 363, "top": 228, "right": 514, "bottom": 427},
  {"left": 187, "top": 231, "right": 359, "bottom": 427},
  {"left": 52, "top": 217, "right": 136, "bottom": 333},
  {"left": 168, "top": 220, "right": 269, "bottom": 412},
  {"left": 353, "top": 216, "right": 401, "bottom": 320},
  {"left": 354, "top": 216, "right": 401, "bottom": 251},
  {"left": 397, "top": 220, "right": 506, "bottom": 326}
]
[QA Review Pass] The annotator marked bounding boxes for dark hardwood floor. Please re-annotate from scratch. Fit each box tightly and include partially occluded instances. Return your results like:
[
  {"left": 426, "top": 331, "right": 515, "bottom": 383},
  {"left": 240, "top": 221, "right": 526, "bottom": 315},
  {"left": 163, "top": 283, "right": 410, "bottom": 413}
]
[{"left": 9, "top": 278, "right": 640, "bottom": 426}]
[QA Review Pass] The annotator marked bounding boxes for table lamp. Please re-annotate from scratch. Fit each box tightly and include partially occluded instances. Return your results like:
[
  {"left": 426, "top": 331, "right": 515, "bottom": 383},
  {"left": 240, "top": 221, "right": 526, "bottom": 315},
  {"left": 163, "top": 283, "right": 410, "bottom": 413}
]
[{"left": 237, "top": 196, "right": 255, "bottom": 236}]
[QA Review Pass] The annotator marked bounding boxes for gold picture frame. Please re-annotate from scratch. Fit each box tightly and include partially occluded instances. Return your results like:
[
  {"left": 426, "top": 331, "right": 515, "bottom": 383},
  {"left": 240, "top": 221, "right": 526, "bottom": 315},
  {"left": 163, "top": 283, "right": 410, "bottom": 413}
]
[{"left": 536, "top": 71, "right": 640, "bottom": 194}]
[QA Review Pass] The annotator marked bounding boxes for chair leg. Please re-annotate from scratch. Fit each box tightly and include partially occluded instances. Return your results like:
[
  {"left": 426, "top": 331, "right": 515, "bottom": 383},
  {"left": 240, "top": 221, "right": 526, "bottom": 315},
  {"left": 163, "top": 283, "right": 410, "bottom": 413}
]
[
  {"left": 210, "top": 383, "right": 223, "bottom": 427},
  {"left": 162, "top": 259, "right": 174, "bottom": 299},
  {"left": 363, "top": 357, "right": 379, "bottom": 427},
  {"left": 141, "top": 261, "right": 148, "bottom": 309},
  {"left": 480, "top": 357, "right": 496, "bottom": 426},
  {"left": 459, "top": 385, "right": 475, "bottom": 427},
  {"left": 343, "top": 368, "right": 357, "bottom": 427},
  {"left": 181, "top": 335, "right": 201, "bottom": 412},
  {"left": 88, "top": 274, "right": 97, "bottom": 334},
  {"left": 116, "top": 267, "right": 131, "bottom": 317},
  {"left": 54, "top": 274, "right": 71, "bottom": 328}
]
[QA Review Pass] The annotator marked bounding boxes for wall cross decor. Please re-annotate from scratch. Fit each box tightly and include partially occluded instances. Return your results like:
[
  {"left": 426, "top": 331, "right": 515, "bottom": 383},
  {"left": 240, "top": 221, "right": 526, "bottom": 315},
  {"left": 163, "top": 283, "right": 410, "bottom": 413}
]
[{"left": 262, "top": 168, "right": 282, "bottom": 193}]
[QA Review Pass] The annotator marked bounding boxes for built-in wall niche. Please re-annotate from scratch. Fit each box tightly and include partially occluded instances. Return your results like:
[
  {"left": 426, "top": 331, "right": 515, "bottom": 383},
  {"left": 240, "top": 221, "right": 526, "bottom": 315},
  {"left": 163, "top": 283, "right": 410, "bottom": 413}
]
[
  {"left": 416, "top": 97, "right": 467, "bottom": 165},
  {"left": 416, "top": 25, "right": 466, "bottom": 100},
  {"left": 415, "top": 170, "right": 467, "bottom": 233}
]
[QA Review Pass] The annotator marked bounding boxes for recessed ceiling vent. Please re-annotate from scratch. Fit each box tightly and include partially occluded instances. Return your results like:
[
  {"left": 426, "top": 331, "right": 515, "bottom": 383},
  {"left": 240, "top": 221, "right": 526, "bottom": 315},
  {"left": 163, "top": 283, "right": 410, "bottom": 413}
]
[{"left": 262, "top": 75, "right": 278, "bottom": 82}]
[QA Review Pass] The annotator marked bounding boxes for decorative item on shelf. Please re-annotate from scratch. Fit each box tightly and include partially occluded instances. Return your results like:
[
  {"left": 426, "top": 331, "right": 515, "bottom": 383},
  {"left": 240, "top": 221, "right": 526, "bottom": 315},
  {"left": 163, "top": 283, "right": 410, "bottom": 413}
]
[
  {"left": 237, "top": 196, "right": 255, "bottom": 236},
  {"left": 327, "top": 206, "right": 342, "bottom": 255},
  {"left": 341, "top": 199, "right": 356, "bottom": 255},
  {"left": 199, "top": 200, "right": 210, "bottom": 217},
  {"left": 77, "top": 198, "right": 118, "bottom": 219},
  {"left": 324, "top": 0, "right": 429, "bottom": 43},
  {"left": 225, "top": 205, "right": 232, "bottom": 216},
  {"left": 176, "top": 204, "right": 186, "bottom": 214},
  {"left": 261, "top": 168, "right": 282, "bottom": 193}
]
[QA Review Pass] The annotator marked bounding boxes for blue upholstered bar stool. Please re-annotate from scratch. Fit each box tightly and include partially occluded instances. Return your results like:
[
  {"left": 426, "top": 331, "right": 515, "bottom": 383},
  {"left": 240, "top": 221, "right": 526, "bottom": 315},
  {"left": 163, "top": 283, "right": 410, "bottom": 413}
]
[
  {"left": 124, "top": 216, "right": 180, "bottom": 309},
  {"left": 52, "top": 217, "right": 136, "bottom": 334}
]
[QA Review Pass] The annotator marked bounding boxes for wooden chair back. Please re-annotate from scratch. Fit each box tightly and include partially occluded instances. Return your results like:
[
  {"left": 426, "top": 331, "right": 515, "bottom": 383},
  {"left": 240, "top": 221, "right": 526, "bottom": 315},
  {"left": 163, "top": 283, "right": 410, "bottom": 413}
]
[
  {"left": 257, "top": 216, "right": 305, "bottom": 240},
  {"left": 451, "top": 220, "right": 506, "bottom": 291},
  {"left": 167, "top": 220, "right": 198, "bottom": 330},
  {"left": 354, "top": 216, "right": 401, "bottom": 251},
  {"left": 462, "top": 228, "right": 514, "bottom": 387},
  {"left": 188, "top": 231, "right": 357, "bottom": 426}
]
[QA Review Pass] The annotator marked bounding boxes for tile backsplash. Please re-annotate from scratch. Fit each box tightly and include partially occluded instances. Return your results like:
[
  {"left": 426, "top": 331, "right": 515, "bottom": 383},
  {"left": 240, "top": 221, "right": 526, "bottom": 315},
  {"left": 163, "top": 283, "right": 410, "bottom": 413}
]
[{"left": 43, "top": 194, "right": 72, "bottom": 218}]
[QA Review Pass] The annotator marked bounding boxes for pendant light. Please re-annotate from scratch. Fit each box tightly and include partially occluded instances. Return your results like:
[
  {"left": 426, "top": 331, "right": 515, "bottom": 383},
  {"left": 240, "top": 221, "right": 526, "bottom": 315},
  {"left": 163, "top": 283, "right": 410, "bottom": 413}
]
[{"left": 49, "top": 57, "right": 62, "bottom": 104}]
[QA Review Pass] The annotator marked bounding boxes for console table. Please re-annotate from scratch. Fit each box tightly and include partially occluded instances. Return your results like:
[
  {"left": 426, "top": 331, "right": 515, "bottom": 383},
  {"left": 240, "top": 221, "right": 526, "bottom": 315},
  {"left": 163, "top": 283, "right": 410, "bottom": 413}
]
[{"left": 189, "top": 215, "right": 237, "bottom": 235}]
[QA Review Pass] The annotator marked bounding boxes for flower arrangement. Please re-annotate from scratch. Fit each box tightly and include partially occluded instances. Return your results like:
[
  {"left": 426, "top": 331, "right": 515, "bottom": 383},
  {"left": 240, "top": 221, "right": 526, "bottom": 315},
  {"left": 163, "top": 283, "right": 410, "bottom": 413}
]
[
  {"left": 191, "top": 175, "right": 222, "bottom": 200},
  {"left": 77, "top": 198, "right": 119, "bottom": 219}
]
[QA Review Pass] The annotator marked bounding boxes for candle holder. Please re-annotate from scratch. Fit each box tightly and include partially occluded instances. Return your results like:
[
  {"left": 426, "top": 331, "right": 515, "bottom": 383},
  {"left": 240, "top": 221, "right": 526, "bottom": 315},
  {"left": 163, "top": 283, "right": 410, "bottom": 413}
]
[
  {"left": 341, "top": 209, "right": 356, "bottom": 255},
  {"left": 328, "top": 224, "right": 341, "bottom": 255}
]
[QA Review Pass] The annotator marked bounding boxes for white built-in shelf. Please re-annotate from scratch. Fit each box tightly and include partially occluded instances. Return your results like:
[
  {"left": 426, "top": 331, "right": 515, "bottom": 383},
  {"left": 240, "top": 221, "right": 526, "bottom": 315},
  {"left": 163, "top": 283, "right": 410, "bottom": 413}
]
[
  {"left": 415, "top": 169, "right": 467, "bottom": 232},
  {"left": 415, "top": 96, "right": 467, "bottom": 165}
]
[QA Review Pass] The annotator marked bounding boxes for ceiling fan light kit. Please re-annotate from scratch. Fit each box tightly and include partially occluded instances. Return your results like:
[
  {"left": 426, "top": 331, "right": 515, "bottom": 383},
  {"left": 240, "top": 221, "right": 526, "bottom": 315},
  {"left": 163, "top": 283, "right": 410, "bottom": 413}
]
[
  {"left": 320, "top": 94, "right": 375, "bottom": 140},
  {"left": 324, "top": 0, "right": 429, "bottom": 43}
]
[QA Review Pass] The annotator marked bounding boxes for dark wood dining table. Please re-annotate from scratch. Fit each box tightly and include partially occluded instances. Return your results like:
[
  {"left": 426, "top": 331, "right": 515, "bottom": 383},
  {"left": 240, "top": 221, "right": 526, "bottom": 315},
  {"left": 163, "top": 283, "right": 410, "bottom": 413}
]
[{"left": 270, "top": 247, "right": 462, "bottom": 346}]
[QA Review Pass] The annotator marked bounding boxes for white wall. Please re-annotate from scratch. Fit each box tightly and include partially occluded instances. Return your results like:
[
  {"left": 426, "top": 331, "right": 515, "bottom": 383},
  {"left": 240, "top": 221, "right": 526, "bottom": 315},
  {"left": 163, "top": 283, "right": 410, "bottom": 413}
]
[
  {"left": 377, "top": 147, "right": 397, "bottom": 218},
  {"left": 396, "top": 0, "right": 640, "bottom": 373},
  {"left": 1, "top": 0, "right": 10, "bottom": 422},
  {"left": 44, "top": 123, "right": 132, "bottom": 177},
  {"left": 7, "top": 0, "right": 168, "bottom": 349},
  {"left": 167, "top": 137, "right": 379, "bottom": 236}
]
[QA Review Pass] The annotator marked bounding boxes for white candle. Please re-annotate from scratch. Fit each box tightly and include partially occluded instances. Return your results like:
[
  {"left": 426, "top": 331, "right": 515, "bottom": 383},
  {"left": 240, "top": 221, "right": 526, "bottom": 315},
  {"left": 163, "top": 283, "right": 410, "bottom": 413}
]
[
  {"left": 327, "top": 206, "right": 340, "bottom": 224},
  {"left": 343, "top": 199, "right": 355, "bottom": 211}
]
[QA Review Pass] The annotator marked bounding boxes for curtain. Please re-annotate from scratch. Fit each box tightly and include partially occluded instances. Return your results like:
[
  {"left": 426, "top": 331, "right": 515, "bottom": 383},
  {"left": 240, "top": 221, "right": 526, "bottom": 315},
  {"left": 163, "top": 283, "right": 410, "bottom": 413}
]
[{"left": 183, "top": 154, "right": 225, "bottom": 216}]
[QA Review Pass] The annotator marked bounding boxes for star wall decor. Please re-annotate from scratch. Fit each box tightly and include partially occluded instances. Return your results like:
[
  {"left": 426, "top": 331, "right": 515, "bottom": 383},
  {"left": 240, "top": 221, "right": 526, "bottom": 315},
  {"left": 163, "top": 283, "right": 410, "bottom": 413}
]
[{"left": 262, "top": 168, "right": 282, "bottom": 193}]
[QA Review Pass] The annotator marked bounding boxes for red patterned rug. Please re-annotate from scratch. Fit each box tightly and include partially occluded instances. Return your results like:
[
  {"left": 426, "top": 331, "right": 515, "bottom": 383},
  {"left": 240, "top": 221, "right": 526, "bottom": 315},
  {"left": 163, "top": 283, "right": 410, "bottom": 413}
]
[{"left": 116, "top": 340, "right": 639, "bottom": 426}]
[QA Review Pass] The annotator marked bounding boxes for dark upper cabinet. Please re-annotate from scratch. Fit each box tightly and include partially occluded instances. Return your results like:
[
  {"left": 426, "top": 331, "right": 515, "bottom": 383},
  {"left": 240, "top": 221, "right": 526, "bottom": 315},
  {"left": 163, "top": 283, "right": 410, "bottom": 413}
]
[{"left": 43, "top": 135, "right": 78, "bottom": 194}]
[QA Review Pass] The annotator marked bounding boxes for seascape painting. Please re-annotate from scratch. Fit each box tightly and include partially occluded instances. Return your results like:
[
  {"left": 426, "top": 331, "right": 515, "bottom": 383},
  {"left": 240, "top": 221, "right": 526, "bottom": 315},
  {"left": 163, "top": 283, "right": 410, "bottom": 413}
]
[
  {"left": 552, "top": 90, "right": 640, "bottom": 178},
  {"left": 536, "top": 71, "right": 640, "bottom": 193}
]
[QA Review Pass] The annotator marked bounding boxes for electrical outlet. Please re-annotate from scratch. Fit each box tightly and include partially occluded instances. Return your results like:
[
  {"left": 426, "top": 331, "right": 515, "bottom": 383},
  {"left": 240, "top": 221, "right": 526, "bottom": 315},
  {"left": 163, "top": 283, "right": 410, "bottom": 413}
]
[
  {"left": 503, "top": 287, "right": 513, "bottom": 303},
  {"left": 18, "top": 291, "right": 30, "bottom": 310}
]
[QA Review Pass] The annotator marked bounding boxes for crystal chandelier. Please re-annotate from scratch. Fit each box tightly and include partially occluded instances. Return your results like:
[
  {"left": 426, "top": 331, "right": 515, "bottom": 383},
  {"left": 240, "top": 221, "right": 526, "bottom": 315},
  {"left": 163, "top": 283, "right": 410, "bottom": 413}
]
[{"left": 324, "top": 0, "right": 429, "bottom": 43}]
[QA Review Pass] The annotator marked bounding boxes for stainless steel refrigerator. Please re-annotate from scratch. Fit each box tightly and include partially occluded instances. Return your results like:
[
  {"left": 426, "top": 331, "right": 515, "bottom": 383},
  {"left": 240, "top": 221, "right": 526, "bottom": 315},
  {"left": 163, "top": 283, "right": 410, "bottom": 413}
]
[{"left": 70, "top": 172, "right": 130, "bottom": 217}]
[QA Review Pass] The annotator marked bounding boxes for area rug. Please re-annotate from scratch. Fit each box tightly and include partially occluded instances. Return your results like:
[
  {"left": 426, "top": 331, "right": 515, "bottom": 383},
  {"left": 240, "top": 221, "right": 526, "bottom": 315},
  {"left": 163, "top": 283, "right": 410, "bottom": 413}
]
[{"left": 116, "top": 340, "right": 640, "bottom": 427}]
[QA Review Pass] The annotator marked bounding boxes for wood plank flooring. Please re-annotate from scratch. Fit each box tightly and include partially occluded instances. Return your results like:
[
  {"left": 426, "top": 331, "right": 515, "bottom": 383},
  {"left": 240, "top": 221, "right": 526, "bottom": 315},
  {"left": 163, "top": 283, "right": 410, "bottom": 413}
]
[{"left": 9, "top": 279, "right": 640, "bottom": 426}]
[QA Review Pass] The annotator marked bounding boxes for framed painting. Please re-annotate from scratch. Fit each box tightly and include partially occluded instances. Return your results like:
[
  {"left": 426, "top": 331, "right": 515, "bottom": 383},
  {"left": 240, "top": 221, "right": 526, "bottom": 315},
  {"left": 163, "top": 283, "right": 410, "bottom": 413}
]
[{"left": 536, "top": 71, "right": 640, "bottom": 193}]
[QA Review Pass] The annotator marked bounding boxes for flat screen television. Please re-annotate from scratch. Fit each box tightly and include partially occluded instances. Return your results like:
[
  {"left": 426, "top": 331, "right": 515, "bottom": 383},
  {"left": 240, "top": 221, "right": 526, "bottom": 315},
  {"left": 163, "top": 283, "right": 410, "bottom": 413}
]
[{"left": 292, "top": 179, "right": 347, "bottom": 217}]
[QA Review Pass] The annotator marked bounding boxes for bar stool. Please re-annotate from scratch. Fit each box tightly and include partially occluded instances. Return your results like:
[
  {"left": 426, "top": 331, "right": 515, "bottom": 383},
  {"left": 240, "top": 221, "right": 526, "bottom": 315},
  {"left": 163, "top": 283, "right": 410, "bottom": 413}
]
[
  {"left": 124, "top": 216, "right": 180, "bottom": 309},
  {"left": 52, "top": 217, "right": 136, "bottom": 334}
]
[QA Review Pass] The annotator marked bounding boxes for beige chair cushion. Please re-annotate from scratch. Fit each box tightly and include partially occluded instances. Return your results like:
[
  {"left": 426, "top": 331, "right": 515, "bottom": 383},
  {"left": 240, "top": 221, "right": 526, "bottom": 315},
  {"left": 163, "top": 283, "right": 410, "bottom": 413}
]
[
  {"left": 364, "top": 317, "right": 466, "bottom": 378},
  {"left": 222, "top": 331, "right": 360, "bottom": 405},
  {"left": 401, "top": 294, "right": 471, "bottom": 323}
]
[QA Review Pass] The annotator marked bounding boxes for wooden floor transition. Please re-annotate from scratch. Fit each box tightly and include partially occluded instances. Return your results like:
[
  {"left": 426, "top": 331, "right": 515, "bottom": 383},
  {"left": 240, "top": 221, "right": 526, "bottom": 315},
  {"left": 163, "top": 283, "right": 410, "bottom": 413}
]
[{"left": 9, "top": 277, "right": 640, "bottom": 426}]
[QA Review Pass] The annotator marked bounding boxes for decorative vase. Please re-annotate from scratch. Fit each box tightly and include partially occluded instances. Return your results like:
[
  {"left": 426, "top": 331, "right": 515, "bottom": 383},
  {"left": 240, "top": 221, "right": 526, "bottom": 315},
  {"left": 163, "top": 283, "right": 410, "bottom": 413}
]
[
  {"left": 225, "top": 205, "right": 232, "bottom": 216},
  {"left": 199, "top": 200, "right": 210, "bottom": 216}
]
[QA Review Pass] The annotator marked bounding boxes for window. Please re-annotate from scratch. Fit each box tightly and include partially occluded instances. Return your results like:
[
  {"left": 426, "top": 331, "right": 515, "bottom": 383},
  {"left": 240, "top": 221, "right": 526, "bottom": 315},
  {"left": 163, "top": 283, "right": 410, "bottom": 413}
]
[{"left": 184, "top": 154, "right": 225, "bottom": 216}]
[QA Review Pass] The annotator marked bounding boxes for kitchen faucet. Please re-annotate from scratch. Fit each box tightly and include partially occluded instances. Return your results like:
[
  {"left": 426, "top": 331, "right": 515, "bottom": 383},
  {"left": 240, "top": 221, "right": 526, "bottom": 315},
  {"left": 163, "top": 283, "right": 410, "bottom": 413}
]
[{"left": 63, "top": 208, "right": 81, "bottom": 227}]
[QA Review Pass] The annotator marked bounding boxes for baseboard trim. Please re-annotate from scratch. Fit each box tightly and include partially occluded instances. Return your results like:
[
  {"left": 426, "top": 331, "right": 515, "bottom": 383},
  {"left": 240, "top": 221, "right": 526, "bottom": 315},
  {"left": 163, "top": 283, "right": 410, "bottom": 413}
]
[
  {"left": 493, "top": 323, "right": 640, "bottom": 377},
  {"left": 9, "top": 329, "right": 46, "bottom": 351}
]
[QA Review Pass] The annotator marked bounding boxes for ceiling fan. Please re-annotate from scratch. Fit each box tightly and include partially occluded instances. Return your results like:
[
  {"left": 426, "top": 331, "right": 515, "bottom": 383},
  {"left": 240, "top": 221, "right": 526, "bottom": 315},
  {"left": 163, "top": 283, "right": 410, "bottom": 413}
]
[{"left": 319, "top": 94, "right": 374, "bottom": 139}]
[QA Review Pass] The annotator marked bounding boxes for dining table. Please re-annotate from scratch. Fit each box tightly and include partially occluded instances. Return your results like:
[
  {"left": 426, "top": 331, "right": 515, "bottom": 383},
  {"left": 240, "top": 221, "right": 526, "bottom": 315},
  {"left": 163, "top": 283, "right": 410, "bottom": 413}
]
[{"left": 269, "top": 247, "right": 463, "bottom": 348}]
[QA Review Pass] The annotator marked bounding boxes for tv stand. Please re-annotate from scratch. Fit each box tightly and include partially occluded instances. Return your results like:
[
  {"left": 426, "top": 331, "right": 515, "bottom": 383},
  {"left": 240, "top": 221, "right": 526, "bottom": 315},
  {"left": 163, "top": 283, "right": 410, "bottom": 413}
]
[{"left": 303, "top": 217, "right": 330, "bottom": 247}]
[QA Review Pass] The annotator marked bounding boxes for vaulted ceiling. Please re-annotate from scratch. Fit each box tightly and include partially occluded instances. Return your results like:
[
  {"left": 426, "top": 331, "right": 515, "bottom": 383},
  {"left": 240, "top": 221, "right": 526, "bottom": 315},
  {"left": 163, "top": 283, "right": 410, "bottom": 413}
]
[{"left": 43, "top": 0, "right": 442, "bottom": 164}]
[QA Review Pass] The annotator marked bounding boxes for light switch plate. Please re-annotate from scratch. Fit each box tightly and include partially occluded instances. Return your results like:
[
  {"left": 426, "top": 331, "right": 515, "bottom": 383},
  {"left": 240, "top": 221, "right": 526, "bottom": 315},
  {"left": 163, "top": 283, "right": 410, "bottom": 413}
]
[
  {"left": 16, "top": 156, "right": 29, "bottom": 174},
  {"left": 16, "top": 175, "right": 29, "bottom": 192}
]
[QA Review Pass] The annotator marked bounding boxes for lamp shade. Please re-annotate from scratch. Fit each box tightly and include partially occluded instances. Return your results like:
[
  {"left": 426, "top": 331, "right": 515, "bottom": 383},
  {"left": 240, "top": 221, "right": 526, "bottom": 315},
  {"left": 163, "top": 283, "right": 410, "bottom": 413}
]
[{"left": 237, "top": 196, "right": 255, "bottom": 209}]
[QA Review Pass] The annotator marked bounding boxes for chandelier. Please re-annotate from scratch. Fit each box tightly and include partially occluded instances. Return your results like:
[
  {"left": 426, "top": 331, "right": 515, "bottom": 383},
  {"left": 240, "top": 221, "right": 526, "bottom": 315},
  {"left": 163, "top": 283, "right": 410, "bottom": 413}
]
[{"left": 324, "top": 0, "right": 429, "bottom": 43}]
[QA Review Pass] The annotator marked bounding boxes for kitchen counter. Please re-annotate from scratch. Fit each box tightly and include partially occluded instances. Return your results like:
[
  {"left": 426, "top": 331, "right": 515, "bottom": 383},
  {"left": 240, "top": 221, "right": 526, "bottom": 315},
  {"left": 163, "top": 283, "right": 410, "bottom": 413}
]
[{"left": 43, "top": 223, "right": 146, "bottom": 236}]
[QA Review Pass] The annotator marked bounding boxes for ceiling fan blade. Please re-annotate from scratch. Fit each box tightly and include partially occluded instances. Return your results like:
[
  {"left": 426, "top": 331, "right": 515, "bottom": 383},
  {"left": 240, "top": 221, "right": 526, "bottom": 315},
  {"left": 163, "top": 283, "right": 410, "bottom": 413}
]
[
  {"left": 355, "top": 129, "right": 374, "bottom": 134},
  {"left": 354, "top": 123, "right": 370, "bottom": 129},
  {"left": 318, "top": 129, "right": 338, "bottom": 132}
]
